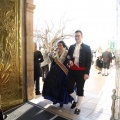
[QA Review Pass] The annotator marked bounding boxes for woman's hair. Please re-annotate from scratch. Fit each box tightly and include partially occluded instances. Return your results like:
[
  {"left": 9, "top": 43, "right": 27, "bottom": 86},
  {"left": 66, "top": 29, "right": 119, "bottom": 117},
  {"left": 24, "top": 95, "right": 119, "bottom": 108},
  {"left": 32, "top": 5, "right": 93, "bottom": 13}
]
[{"left": 58, "top": 41, "right": 68, "bottom": 50}]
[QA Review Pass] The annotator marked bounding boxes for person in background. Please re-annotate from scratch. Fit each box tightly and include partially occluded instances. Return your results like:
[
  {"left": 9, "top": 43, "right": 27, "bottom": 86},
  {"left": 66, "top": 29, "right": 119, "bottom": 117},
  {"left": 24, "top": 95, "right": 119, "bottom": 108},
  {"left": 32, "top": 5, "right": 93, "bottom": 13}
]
[
  {"left": 102, "top": 48, "right": 112, "bottom": 76},
  {"left": 42, "top": 41, "right": 73, "bottom": 107},
  {"left": 41, "top": 48, "right": 51, "bottom": 82},
  {"left": 66, "top": 30, "right": 92, "bottom": 115},
  {"left": 34, "top": 43, "right": 44, "bottom": 95},
  {"left": 95, "top": 49, "right": 103, "bottom": 74}
]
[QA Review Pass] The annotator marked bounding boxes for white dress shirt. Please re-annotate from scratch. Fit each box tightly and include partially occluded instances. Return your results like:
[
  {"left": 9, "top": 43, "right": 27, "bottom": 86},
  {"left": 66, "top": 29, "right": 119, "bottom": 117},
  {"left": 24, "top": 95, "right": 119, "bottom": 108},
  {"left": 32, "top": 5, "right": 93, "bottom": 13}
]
[{"left": 73, "top": 43, "right": 82, "bottom": 67}]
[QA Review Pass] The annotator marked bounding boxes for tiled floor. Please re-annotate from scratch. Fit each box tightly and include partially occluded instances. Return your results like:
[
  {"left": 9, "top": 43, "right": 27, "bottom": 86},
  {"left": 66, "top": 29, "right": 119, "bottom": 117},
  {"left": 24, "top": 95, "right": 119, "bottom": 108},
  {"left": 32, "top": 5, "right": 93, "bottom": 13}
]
[{"left": 30, "top": 65, "right": 115, "bottom": 120}]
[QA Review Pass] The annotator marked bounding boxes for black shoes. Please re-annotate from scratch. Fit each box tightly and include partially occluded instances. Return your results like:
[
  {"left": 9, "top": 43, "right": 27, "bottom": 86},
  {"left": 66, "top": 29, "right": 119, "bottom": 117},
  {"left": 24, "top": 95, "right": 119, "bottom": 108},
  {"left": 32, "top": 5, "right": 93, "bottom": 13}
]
[
  {"left": 60, "top": 104, "right": 63, "bottom": 107},
  {"left": 71, "top": 101, "right": 77, "bottom": 109},
  {"left": 36, "top": 91, "right": 41, "bottom": 95},
  {"left": 74, "top": 108, "right": 80, "bottom": 115},
  {"left": 71, "top": 102, "right": 80, "bottom": 115},
  {"left": 53, "top": 102, "right": 57, "bottom": 105}
]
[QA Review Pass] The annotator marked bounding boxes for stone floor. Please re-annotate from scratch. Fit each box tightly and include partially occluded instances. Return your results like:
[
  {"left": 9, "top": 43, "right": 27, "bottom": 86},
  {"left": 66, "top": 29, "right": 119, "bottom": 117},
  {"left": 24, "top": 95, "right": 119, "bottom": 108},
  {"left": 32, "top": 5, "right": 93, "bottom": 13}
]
[{"left": 30, "top": 65, "right": 116, "bottom": 120}]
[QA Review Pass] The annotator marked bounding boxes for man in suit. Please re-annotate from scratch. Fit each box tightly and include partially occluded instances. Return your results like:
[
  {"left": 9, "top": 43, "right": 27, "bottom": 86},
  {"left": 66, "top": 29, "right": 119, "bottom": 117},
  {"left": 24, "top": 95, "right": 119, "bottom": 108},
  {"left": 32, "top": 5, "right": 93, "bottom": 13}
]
[{"left": 67, "top": 30, "right": 92, "bottom": 115}]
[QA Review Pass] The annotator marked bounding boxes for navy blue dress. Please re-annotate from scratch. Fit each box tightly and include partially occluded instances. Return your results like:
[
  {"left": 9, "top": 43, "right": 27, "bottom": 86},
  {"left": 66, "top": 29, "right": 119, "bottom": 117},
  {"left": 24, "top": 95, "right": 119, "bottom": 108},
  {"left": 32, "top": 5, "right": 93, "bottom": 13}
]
[{"left": 42, "top": 52, "right": 73, "bottom": 104}]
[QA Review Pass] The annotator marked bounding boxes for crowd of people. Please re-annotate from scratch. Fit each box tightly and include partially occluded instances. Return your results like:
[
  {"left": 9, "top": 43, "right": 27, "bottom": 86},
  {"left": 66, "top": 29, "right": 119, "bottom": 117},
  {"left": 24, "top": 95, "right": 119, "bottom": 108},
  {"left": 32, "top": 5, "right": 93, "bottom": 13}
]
[{"left": 33, "top": 30, "right": 114, "bottom": 115}]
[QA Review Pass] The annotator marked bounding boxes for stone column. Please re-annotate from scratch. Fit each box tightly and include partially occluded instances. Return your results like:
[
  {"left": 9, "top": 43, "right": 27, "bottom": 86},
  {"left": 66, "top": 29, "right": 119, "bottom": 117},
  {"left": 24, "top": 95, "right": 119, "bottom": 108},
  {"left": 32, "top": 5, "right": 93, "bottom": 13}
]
[{"left": 26, "top": 0, "right": 36, "bottom": 100}]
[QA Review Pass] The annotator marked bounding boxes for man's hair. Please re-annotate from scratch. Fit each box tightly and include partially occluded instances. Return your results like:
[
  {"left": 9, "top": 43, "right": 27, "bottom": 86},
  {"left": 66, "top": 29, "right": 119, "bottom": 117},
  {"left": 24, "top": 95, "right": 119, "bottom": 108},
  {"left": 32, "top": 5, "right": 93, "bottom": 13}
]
[{"left": 75, "top": 30, "right": 83, "bottom": 36}]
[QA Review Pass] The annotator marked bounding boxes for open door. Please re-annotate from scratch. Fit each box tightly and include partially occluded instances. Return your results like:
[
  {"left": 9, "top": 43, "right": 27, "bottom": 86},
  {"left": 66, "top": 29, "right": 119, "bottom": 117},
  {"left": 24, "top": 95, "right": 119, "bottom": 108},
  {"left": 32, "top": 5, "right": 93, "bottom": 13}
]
[{"left": 0, "top": 0, "right": 25, "bottom": 111}]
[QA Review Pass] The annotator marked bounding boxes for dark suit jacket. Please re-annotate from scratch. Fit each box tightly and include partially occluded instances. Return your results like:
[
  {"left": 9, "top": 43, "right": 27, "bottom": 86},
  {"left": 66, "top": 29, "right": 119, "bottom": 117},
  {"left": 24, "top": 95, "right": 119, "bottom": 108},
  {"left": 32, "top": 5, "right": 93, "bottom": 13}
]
[
  {"left": 34, "top": 51, "right": 44, "bottom": 79},
  {"left": 66, "top": 43, "right": 92, "bottom": 75}
]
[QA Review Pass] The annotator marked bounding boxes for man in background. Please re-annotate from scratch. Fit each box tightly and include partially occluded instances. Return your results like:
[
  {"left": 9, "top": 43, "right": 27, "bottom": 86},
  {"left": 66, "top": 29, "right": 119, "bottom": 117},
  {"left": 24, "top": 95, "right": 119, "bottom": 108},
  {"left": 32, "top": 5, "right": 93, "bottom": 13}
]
[{"left": 102, "top": 48, "right": 112, "bottom": 76}]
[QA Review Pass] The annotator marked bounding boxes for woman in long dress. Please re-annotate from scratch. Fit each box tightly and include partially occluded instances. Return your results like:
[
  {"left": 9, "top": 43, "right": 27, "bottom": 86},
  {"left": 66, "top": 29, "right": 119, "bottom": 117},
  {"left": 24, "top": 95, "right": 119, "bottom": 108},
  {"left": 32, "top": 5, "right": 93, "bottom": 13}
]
[{"left": 42, "top": 41, "right": 73, "bottom": 107}]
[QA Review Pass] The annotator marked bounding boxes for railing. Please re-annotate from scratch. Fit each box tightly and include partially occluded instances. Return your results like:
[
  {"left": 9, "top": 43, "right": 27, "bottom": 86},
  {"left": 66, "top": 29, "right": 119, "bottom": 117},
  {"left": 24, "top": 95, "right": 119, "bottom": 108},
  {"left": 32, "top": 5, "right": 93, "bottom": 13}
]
[{"left": 111, "top": 89, "right": 120, "bottom": 120}]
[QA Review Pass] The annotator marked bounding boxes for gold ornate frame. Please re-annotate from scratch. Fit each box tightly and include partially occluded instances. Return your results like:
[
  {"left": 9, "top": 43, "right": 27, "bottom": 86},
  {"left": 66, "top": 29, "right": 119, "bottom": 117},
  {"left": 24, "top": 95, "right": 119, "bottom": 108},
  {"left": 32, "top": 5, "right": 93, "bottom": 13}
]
[{"left": 0, "top": 0, "right": 25, "bottom": 111}]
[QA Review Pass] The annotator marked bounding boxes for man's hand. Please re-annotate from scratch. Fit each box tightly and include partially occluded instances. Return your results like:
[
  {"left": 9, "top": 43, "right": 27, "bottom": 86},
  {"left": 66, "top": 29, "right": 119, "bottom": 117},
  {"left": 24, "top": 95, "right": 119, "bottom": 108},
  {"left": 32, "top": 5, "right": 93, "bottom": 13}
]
[{"left": 84, "top": 74, "right": 89, "bottom": 80}]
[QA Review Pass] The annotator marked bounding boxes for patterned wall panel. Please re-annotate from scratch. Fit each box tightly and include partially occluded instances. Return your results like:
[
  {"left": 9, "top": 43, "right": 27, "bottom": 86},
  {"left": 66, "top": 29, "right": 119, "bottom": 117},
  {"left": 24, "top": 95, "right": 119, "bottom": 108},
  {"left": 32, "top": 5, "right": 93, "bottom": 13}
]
[{"left": 0, "top": 0, "right": 24, "bottom": 110}]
